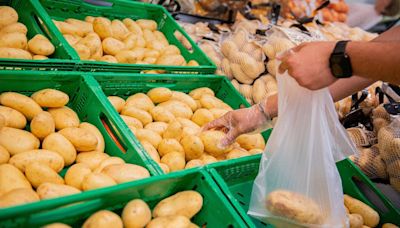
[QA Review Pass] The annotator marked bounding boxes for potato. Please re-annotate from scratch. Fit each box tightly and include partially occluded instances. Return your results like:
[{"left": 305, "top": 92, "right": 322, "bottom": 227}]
[
  {"left": 65, "top": 163, "right": 92, "bottom": 190},
  {"left": 143, "top": 29, "right": 156, "bottom": 43},
  {"left": 159, "top": 100, "right": 193, "bottom": 119},
  {"left": 81, "top": 172, "right": 116, "bottom": 191},
  {"left": 382, "top": 223, "right": 399, "bottom": 228},
  {"left": 145, "top": 122, "right": 168, "bottom": 136},
  {"left": 37, "top": 183, "right": 81, "bottom": 200},
  {"left": 85, "top": 16, "right": 95, "bottom": 23},
  {"left": 102, "top": 163, "right": 150, "bottom": 183},
  {"left": 93, "top": 17, "right": 113, "bottom": 40},
  {"left": 147, "top": 87, "right": 172, "bottom": 104},
  {"left": 123, "top": 33, "right": 138, "bottom": 49},
  {"left": 159, "top": 163, "right": 170, "bottom": 174},
  {"left": 200, "top": 95, "right": 232, "bottom": 110},
  {"left": 72, "top": 43, "right": 90, "bottom": 59},
  {"left": 59, "top": 127, "right": 98, "bottom": 152},
  {"left": 0, "top": 105, "right": 26, "bottom": 129},
  {"left": 122, "top": 199, "right": 151, "bottom": 228},
  {"left": 9, "top": 149, "right": 64, "bottom": 172},
  {"left": 42, "top": 223, "right": 72, "bottom": 228},
  {"left": 125, "top": 93, "right": 154, "bottom": 111},
  {"left": 0, "top": 127, "right": 40, "bottom": 156},
  {"left": 63, "top": 34, "right": 81, "bottom": 45},
  {"left": 0, "top": 22, "right": 27, "bottom": 35},
  {"left": 209, "top": 108, "right": 228, "bottom": 119},
  {"left": 27, "top": 34, "right": 55, "bottom": 56},
  {"left": 160, "top": 152, "right": 185, "bottom": 172},
  {"left": 65, "top": 18, "right": 93, "bottom": 36},
  {"left": 25, "top": 162, "right": 64, "bottom": 188},
  {"left": 235, "top": 134, "right": 265, "bottom": 150},
  {"left": 344, "top": 194, "right": 379, "bottom": 227},
  {"left": 187, "top": 60, "right": 199, "bottom": 66},
  {"left": 123, "top": 18, "right": 143, "bottom": 35},
  {"left": 33, "top": 55, "right": 48, "bottom": 60},
  {"left": 163, "top": 121, "right": 183, "bottom": 140},
  {"left": 349, "top": 213, "right": 363, "bottom": 228},
  {"left": 102, "top": 37, "right": 125, "bottom": 55},
  {"left": 177, "top": 118, "right": 200, "bottom": 129},
  {"left": 93, "top": 157, "right": 125, "bottom": 173},
  {"left": 144, "top": 49, "right": 160, "bottom": 58},
  {"left": 0, "top": 164, "right": 32, "bottom": 195},
  {"left": 0, "top": 47, "right": 32, "bottom": 59},
  {"left": 147, "top": 215, "right": 192, "bottom": 228},
  {"left": 48, "top": 106, "right": 80, "bottom": 130},
  {"left": 135, "top": 129, "right": 162, "bottom": 148},
  {"left": 153, "top": 190, "right": 203, "bottom": 219},
  {"left": 161, "top": 45, "right": 180, "bottom": 56},
  {"left": 200, "top": 130, "right": 232, "bottom": 157},
  {"left": 79, "top": 122, "right": 105, "bottom": 153},
  {"left": 141, "top": 140, "right": 160, "bottom": 163},
  {"left": 30, "top": 111, "right": 55, "bottom": 140},
  {"left": 150, "top": 106, "right": 175, "bottom": 123},
  {"left": 77, "top": 32, "right": 102, "bottom": 56},
  {"left": 156, "top": 54, "right": 185, "bottom": 66},
  {"left": 0, "top": 188, "right": 39, "bottom": 208},
  {"left": 115, "top": 50, "right": 140, "bottom": 63},
  {"left": 100, "top": 55, "right": 118, "bottom": 63},
  {"left": 0, "top": 32, "right": 27, "bottom": 49},
  {"left": 76, "top": 151, "right": 109, "bottom": 170},
  {"left": 181, "top": 135, "right": 204, "bottom": 161},
  {"left": 121, "top": 115, "right": 144, "bottom": 129},
  {"left": 110, "top": 19, "right": 129, "bottom": 40},
  {"left": 136, "top": 19, "right": 157, "bottom": 31},
  {"left": 158, "top": 139, "right": 184, "bottom": 157},
  {"left": 200, "top": 154, "right": 218, "bottom": 164},
  {"left": 56, "top": 21, "right": 84, "bottom": 37},
  {"left": 171, "top": 92, "right": 197, "bottom": 112},
  {"left": 0, "top": 113, "right": 4, "bottom": 129},
  {"left": 153, "top": 31, "right": 169, "bottom": 46},
  {"left": 82, "top": 210, "right": 123, "bottom": 228},
  {"left": 108, "top": 96, "right": 125, "bottom": 113},
  {"left": 185, "top": 159, "right": 204, "bottom": 169},
  {"left": 42, "top": 132, "right": 77, "bottom": 166},
  {"left": 191, "top": 109, "right": 214, "bottom": 127},
  {"left": 226, "top": 148, "right": 250, "bottom": 160},
  {"left": 249, "top": 148, "right": 263, "bottom": 155},
  {"left": 0, "top": 145, "right": 9, "bottom": 164},
  {"left": 0, "top": 92, "right": 42, "bottom": 120},
  {"left": 122, "top": 106, "right": 152, "bottom": 126}
]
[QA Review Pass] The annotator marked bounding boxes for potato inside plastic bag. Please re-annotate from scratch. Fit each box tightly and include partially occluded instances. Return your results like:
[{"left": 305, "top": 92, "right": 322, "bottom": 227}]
[{"left": 248, "top": 67, "right": 357, "bottom": 227}]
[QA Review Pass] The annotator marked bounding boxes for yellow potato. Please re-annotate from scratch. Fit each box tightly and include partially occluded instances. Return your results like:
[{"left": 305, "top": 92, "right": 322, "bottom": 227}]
[
  {"left": 0, "top": 113, "right": 4, "bottom": 129},
  {"left": 123, "top": 33, "right": 138, "bottom": 50},
  {"left": 63, "top": 34, "right": 81, "bottom": 45},
  {"left": 55, "top": 20, "right": 85, "bottom": 37},
  {"left": 153, "top": 190, "right": 203, "bottom": 219},
  {"left": 42, "top": 132, "right": 77, "bottom": 166},
  {"left": 159, "top": 100, "right": 193, "bottom": 119},
  {"left": 37, "top": 183, "right": 81, "bottom": 200},
  {"left": 226, "top": 148, "right": 250, "bottom": 160},
  {"left": 33, "top": 55, "right": 48, "bottom": 60},
  {"left": 0, "top": 47, "right": 32, "bottom": 59},
  {"left": 121, "top": 106, "right": 152, "bottom": 126},
  {"left": 93, "top": 157, "right": 125, "bottom": 173},
  {"left": 85, "top": 16, "right": 95, "bottom": 23},
  {"left": 0, "top": 188, "right": 39, "bottom": 208},
  {"left": 0, "top": 145, "right": 9, "bottom": 164},
  {"left": 0, "top": 164, "right": 32, "bottom": 195},
  {"left": 248, "top": 148, "right": 263, "bottom": 155},
  {"left": 76, "top": 151, "right": 110, "bottom": 171},
  {"left": 144, "top": 122, "right": 168, "bottom": 136},
  {"left": 156, "top": 54, "right": 185, "bottom": 66},
  {"left": 25, "top": 162, "right": 64, "bottom": 188},
  {"left": 48, "top": 106, "right": 80, "bottom": 130},
  {"left": 115, "top": 50, "right": 141, "bottom": 63},
  {"left": 102, "top": 37, "right": 125, "bottom": 55},
  {"left": 147, "top": 87, "right": 172, "bottom": 103},
  {"left": 147, "top": 215, "right": 193, "bottom": 228},
  {"left": 382, "top": 223, "right": 399, "bottom": 228},
  {"left": 185, "top": 159, "right": 204, "bottom": 169},
  {"left": 171, "top": 92, "right": 197, "bottom": 111},
  {"left": 200, "top": 95, "right": 232, "bottom": 110},
  {"left": 181, "top": 135, "right": 204, "bottom": 161},
  {"left": 200, "top": 154, "right": 218, "bottom": 164},
  {"left": 100, "top": 55, "right": 118, "bottom": 63},
  {"left": 125, "top": 93, "right": 154, "bottom": 111},
  {"left": 123, "top": 18, "right": 143, "bottom": 35},
  {"left": 0, "top": 32, "right": 27, "bottom": 49},
  {"left": 209, "top": 108, "right": 228, "bottom": 119},
  {"left": 0, "top": 22, "right": 27, "bottom": 35},
  {"left": 187, "top": 60, "right": 199, "bottom": 66},
  {"left": 143, "top": 29, "right": 156, "bottom": 43},
  {"left": 0, "top": 127, "right": 40, "bottom": 156},
  {"left": 159, "top": 163, "right": 170, "bottom": 174},
  {"left": 30, "top": 111, "right": 55, "bottom": 140},
  {"left": 82, "top": 210, "right": 123, "bottom": 228},
  {"left": 77, "top": 32, "right": 102, "bottom": 56},
  {"left": 120, "top": 115, "right": 143, "bottom": 129},
  {"left": 65, "top": 18, "right": 93, "bottom": 36},
  {"left": 135, "top": 129, "right": 162, "bottom": 148},
  {"left": 101, "top": 164, "right": 150, "bottom": 183},
  {"left": 150, "top": 106, "right": 175, "bottom": 123},
  {"left": 153, "top": 30, "right": 169, "bottom": 46},
  {"left": 81, "top": 172, "right": 116, "bottom": 191},
  {"left": 93, "top": 17, "right": 113, "bottom": 40},
  {"left": 72, "top": 43, "right": 90, "bottom": 60},
  {"left": 144, "top": 49, "right": 160, "bottom": 58},
  {"left": 161, "top": 45, "right": 180, "bottom": 56},
  {"left": 349, "top": 213, "right": 363, "bottom": 228},
  {"left": 9, "top": 149, "right": 64, "bottom": 172},
  {"left": 107, "top": 96, "right": 125, "bottom": 113},
  {"left": 141, "top": 140, "right": 160, "bottom": 163},
  {"left": 158, "top": 138, "right": 184, "bottom": 157},
  {"left": 79, "top": 122, "right": 105, "bottom": 153},
  {"left": 42, "top": 223, "right": 71, "bottom": 228},
  {"left": 110, "top": 19, "right": 129, "bottom": 40},
  {"left": 27, "top": 34, "right": 55, "bottom": 56},
  {"left": 200, "top": 130, "right": 232, "bottom": 157},
  {"left": 161, "top": 152, "right": 185, "bottom": 172},
  {"left": 136, "top": 19, "right": 157, "bottom": 31},
  {"left": 65, "top": 163, "right": 92, "bottom": 190},
  {"left": 59, "top": 127, "right": 98, "bottom": 152},
  {"left": 0, "top": 105, "right": 27, "bottom": 129},
  {"left": 191, "top": 109, "right": 214, "bottom": 127},
  {"left": 344, "top": 195, "right": 380, "bottom": 227},
  {"left": 0, "top": 92, "right": 42, "bottom": 120},
  {"left": 235, "top": 134, "right": 265, "bottom": 150},
  {"left": 122, "top": 199, "right": 151, "bottom": 228},
  {"left": 163, "top": 121, "right": 183, "bottom": 140},
  {"left": 176, "top": 118, "right": 201, "bottom": 130}
]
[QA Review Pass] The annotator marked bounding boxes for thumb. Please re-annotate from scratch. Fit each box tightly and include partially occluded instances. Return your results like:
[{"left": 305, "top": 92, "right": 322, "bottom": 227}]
[{"left": 220, "top": 129, "right": 240, "bottom": 147}]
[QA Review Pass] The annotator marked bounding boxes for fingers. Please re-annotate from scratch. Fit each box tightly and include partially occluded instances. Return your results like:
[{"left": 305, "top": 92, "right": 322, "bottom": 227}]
[
  {"left": 202, "top": 115, "right": 227, "bottom": 131},
  {"left": 220, "top": 129, "right": 240, "bottom": 147}
]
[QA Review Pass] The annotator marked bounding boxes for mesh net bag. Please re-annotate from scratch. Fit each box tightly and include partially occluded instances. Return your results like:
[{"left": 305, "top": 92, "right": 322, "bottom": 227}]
[
  {"left": 347, "top": 127, "right": 377, "bottom": 147},
  {"left": 351, "top": 145, "right": 388, "bottom": 180}
]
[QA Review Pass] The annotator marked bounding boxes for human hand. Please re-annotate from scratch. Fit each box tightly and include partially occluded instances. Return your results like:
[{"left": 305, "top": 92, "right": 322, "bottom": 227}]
[{"left": 278, "top": 42, "right": 338, "bottom": 90}]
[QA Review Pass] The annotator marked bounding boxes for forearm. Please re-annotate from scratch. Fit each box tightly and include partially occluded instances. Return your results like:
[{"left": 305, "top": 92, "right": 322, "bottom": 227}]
[
  {"left": 329, "top": 76, "right": 375, "bottom": 101},
  {"left": 372, "top": 26, "right": 400, "bottom": 42}
]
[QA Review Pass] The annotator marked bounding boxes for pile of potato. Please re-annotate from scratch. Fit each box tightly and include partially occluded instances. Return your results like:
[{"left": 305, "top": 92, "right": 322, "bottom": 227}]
[
  {"left": 0, "top": 89, "right": 149, "bottom": 209},
  {"left": 53, "top": 15, "right": 198, "bottom": 66},
  {"left": 44, "top": 190, "right": 202, "bottom": 228},
  {"left": 0, "top": 6, "right": 55, "bottom": 60},
  {"left": 107, "top": 86, "right": 265, "bottom": 173}
]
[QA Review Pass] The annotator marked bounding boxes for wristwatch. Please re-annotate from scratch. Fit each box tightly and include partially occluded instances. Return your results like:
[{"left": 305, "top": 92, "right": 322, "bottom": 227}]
[{"left": 329, "top": 40, "right": 353, "bottom": 78}]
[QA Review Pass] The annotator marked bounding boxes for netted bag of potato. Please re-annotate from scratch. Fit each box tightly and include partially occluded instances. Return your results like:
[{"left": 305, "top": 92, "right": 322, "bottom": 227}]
[
  {"left": 372, "top": 105, "right": 391, "bottom": 134},
  {"left": 198, "top": 40, "right": 223, "bottom": 74},
  {"left": 347, "top": 127, "right": 376, "bottom": 147},
  {"left": 350, "top": 145, "right": 388, "bottom": 180},
  {"left": 378, "top": 118, "right": 400, "bottom": 192}
]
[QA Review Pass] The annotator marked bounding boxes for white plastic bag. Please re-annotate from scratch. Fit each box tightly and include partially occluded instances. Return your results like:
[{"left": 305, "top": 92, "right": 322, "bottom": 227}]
[{"left": 248, "top": 69, "right": 357, "bottom": 228}]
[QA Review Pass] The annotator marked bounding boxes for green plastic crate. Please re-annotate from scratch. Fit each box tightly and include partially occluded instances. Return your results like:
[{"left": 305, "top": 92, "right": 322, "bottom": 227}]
[
  {"left": 2, "top": 169, "right": 248, "bottom": 228},
  {"left": 0, "top": 71, "right": 164, "bottom": 227},
  {"left": 32, "top": 0, "right": 216, "bottom": 74},
  {"left": 92, "top": 73, "right": 272, "bottom": 175},
  {"left": 208, "top": 155, "right": 400, "bottom": 227},
  {"left": 0, "top": 0, "right": 78, "bottom": 71}
]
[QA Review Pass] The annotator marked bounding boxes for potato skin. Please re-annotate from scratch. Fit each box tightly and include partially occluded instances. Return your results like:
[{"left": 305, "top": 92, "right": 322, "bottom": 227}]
[
  {"left": 0, "top": 32, "right": 27, "bottom": 49},
  {"left": 146, "top": 215, "right": 192, "bottom": 228},
  {"left": 122, "top": 199, "right": 152, "bottom": 228},
  {"left": 0, "top": 105, "right": 27, "bottom": 129},
  {"left": 25, "top": 162, "right": 64, "bottom": 188},
  {"left": 0, "top": 145, "right": 9, "bottom": 164},
  {"left": 81, "top": 172, "right": 116, "bottom": 191},
  {"left": 153, "top": 190, "right": 203, "bottom": 219},
  {"left": 59, "top": 127, "right": 98, "bottom": 152},
  {"left": 76, "top": 151, "right": 109, "bottom": 171},
  {"left": 0, "top": 127, "right": 40, "bottom": 156},
  {"left": 83, "top": 210, "right": 123, "bottom": 228},
  {"left": 9, "top": 149, "right": 65, "bottom": 172},
  {"left": 36, "top": 183, "right": 81, "bottom": 200},
  {"left": 0, "top": 47, "right": 32, "bottom": 59},
  {"left": 48, "top": 106, "right": 80, "bottom": 130},
  {"left": 31, "top": 89, "right": 69, "bottom": 108},
  {"left": 0, "top": 92, "right": 42, "bottom": 120},
  {"left": 42, "top": 132, "right": 77, "bottom": 166},
  {"left": 64, "top": 163, "right": 92, "bottom": 190},
  {"left": 344, "top": 195, "right": 380, "bottom": 227},
  {"left": 0, "top": 188, "right": 39, "bottom": 208},
  {"left": 0, "top": 164, "right": 32, "bottom": 195},
  {"left": 101, "top": 164, "right": 150, "bottom": 183},
  {"left": 28, "top": 34, "right": 55, "bottom": 56},
  {"left": 79, "top": 122, "right": 105, "bottom": 153},
  {"left": 30, "top": 111, "right": 55, "bottom": 140}
]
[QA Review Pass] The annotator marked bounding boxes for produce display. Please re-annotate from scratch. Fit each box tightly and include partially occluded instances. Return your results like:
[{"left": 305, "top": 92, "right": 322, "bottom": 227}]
[
  {"left": 0, "top": 88, "right": 149, "bottom": 209},
  {"left": 108, "top": 86, "right": 265, "bottom": 173},
  {"left": 43, "top": 190, "right": 203, "bottom": 228},
  {"left": 0, "top": 6, "right": 55, "bottom": 60}
]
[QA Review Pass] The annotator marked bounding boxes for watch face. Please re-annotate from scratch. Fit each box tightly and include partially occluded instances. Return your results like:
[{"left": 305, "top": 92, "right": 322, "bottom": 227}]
[
  {"left": 332, "top": 63, "right": 343, "bottom": 76},
  {"left": 330, "top": 54, "right": 352, "bottom": 78}
]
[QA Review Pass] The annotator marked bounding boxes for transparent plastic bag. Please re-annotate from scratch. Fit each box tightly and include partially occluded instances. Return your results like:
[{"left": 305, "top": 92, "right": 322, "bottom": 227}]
[{"left": 248, "top": 69, "right": 357, "bottom": 228}]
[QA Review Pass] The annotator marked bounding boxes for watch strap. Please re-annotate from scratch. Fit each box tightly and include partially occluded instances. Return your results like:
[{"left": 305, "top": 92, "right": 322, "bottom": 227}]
[{"left": 332, "top": 40, "right": 350, "bottom": 55}]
